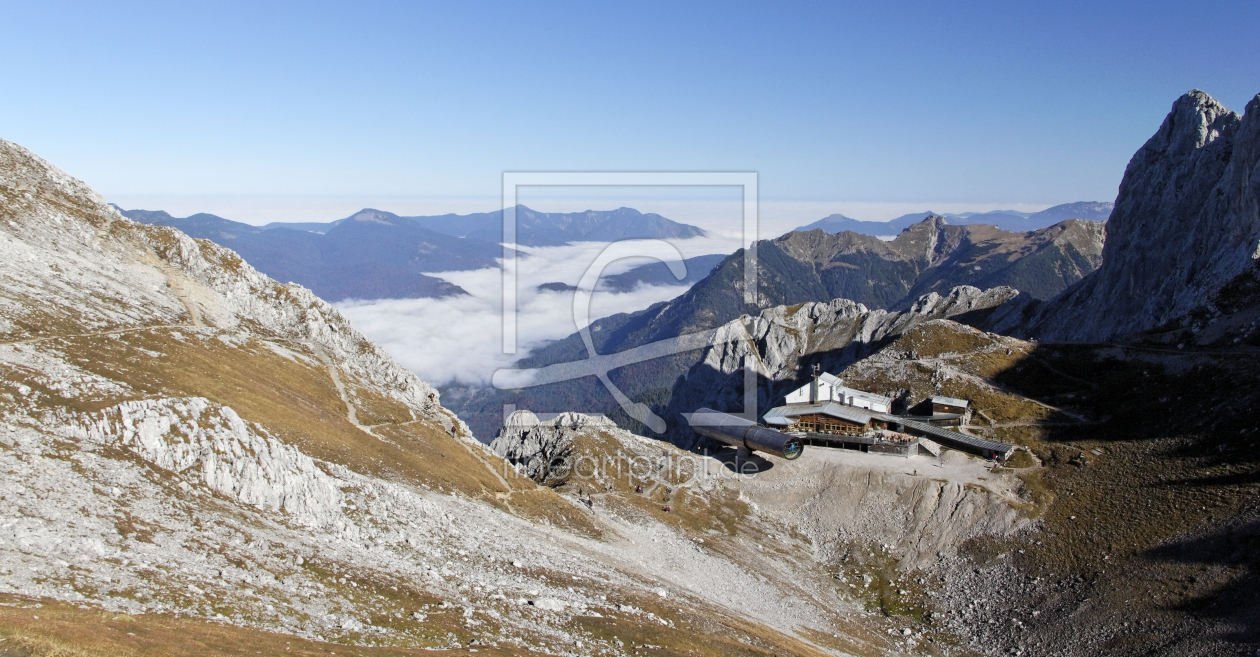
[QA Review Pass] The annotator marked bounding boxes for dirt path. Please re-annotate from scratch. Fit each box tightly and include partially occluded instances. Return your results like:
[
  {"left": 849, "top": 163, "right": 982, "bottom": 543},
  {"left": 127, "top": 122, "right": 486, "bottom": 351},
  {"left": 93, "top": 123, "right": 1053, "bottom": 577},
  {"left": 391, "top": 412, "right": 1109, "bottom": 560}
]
[
  {"left": 155, "top": 262, "right": 205, "bottom": 327},
  {"left": 455, "top": 429, "right": 517, "bottom": 508},
  {"left": 2, "top": 258, "right": 212, "bottom": 346},
  {"left": 307, "top": 342, "right": 370, "bottom": 436}
]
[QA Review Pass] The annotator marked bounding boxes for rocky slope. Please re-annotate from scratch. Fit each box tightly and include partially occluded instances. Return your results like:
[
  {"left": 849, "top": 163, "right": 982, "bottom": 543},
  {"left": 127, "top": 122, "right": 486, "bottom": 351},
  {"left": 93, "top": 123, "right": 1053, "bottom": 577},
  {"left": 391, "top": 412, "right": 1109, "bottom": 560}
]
[
  {"left": 487, "top": 406, "right": 1035, "bottom": 649},
  {"left": 833, "top": 318, "right": 1260, "bottom": 655},
  {"left": 7, "top": 136, "right": 1041, "bottom": 656},
  {"left": 488, "top": 304, "right": 1260, "bottom": 656},
  {"left": 1029, "top": 90, "right": 1260, "bottom": 341}
]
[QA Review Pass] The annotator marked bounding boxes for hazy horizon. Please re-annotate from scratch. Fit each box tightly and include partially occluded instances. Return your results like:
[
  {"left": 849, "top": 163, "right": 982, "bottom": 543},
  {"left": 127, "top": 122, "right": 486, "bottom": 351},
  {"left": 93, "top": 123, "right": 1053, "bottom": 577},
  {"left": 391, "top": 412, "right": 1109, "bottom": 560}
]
[{"left": 105, "top": 194, "right": 1067, "bottom": 239}]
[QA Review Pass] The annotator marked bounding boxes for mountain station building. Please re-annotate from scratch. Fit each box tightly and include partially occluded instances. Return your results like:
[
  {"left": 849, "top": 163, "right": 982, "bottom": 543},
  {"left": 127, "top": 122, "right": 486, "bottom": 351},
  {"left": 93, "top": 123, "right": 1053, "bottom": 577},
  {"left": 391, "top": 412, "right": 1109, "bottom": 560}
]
[{"left": 763, "top": 372, "right": 1014, "bottom": 461}]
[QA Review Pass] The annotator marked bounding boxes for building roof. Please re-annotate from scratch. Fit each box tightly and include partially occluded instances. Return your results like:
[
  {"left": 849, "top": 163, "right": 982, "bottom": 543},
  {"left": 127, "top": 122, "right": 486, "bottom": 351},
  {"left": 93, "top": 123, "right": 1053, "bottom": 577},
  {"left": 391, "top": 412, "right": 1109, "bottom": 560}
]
[
  {"left": 818, "top": 372, "right": 843, "bottom": 387},
  {"left": 763, "top": 402, "right": 877, "bottom": 426},
  {"left": 763, "top": 399, "right": 1014, "bottom": 459},
  {"left": 931, "top": 395, "right": 969, "bottom": 408},
  {"left": 896, "top": 417, "right": 1014, "bottom": 458},
  {"left": 846, "top": 388, "right": 894, "bottom": 406}
]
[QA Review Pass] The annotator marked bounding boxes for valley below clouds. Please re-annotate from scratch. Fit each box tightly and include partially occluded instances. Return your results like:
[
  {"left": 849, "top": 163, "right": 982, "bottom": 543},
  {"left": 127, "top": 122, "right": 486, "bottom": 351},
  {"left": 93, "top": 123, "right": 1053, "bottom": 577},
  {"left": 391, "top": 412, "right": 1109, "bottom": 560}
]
[{"left": 336, "top": 233, "right": 744, "bottom": 388}]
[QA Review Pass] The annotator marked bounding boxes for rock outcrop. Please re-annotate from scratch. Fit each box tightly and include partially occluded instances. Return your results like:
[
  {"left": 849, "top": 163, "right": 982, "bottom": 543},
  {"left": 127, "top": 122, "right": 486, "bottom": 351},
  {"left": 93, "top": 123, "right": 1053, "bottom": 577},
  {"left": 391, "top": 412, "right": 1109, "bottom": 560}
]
[
  {"left": 489, "top": 410, "right": 614, "bottom": 484},
  {"left": 1029, "top": 90, "right": 1260, "bottom": 341},
  {"left": 60, "top": 397, "right": 344, "bottom": 527}
]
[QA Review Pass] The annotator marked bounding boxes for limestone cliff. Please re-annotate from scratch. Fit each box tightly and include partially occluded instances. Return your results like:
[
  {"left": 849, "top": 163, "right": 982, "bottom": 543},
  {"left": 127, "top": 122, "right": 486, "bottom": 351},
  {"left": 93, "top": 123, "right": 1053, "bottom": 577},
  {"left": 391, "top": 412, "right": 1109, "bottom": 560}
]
[{"left": 1029, "top": 90, "right": 1260, "bottom": 341}]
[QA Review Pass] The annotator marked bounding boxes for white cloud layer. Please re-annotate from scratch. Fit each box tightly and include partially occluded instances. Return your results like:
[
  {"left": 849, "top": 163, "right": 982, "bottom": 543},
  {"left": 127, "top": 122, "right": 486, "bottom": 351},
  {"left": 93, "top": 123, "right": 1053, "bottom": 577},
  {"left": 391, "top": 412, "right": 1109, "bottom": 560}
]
[{"left": 335, "top": 235, "right": 744, "bottom": 388}]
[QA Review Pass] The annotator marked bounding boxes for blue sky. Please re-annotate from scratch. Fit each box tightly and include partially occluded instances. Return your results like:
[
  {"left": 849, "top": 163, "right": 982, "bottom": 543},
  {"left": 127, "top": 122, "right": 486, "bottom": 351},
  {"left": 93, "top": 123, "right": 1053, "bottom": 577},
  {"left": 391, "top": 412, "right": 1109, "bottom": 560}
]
[{"left": 3, "top": 1, "right": 1258, "bottom": 222}]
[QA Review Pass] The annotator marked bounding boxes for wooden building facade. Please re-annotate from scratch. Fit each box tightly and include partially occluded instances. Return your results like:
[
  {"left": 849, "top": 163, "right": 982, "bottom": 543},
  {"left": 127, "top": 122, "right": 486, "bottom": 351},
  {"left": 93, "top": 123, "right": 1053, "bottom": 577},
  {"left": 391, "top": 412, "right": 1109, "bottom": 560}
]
[{"left": 791, "top": 412, "right": 869, "bottom": 435}]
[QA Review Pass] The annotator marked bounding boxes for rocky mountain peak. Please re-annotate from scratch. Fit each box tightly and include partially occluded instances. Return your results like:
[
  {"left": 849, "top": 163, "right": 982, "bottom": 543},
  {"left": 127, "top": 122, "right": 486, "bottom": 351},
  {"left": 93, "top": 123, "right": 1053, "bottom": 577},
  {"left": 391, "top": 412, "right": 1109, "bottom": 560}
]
[
  {"left": 1165, "top": 89, "right": 1237, "bottom": 152},
  {"left": 889, "top": 214, "right": 967, "bottom": 266},
  {"left": 1028, "top": 89, "right": 1260, "bottom": 341},
  {"left": 347, "top": 208, "right": 399, "bottom": 224}
]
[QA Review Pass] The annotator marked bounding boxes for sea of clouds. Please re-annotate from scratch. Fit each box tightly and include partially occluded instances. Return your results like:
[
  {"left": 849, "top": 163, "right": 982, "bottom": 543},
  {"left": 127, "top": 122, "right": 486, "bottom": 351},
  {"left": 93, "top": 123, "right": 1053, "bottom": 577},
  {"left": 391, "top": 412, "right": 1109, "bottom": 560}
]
[{"left": 335, "top": 233, "right": 745, "bottom": 388}]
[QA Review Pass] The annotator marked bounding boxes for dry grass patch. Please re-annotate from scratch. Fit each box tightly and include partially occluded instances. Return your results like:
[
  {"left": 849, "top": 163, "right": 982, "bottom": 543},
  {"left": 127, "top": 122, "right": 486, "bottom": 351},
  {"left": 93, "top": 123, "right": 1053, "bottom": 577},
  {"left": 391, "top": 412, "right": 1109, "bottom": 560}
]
[{"left": 0, "top": 594, "right": 505, "bottom": 657}]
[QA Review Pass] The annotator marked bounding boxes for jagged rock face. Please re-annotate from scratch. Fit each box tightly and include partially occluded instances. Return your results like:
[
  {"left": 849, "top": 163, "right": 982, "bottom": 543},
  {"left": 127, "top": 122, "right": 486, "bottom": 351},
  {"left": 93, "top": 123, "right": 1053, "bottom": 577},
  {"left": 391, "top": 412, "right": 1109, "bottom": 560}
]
[
  {"left": 489, "top": 411, "right": 613, "bottom": 483},
  {"left": 1031, "top": 90, "right": 1260, "bottom": 341}
]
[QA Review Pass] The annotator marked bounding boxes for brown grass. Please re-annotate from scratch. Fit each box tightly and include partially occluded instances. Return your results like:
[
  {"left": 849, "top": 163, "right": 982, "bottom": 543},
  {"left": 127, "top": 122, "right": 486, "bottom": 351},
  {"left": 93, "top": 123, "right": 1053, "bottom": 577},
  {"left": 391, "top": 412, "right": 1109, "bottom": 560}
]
[
  {"left": 18, "top": 327, "right": 602, "bottom": 533},
  {"left": 0, "top": 594, "right": 498, "bottom": 657}
]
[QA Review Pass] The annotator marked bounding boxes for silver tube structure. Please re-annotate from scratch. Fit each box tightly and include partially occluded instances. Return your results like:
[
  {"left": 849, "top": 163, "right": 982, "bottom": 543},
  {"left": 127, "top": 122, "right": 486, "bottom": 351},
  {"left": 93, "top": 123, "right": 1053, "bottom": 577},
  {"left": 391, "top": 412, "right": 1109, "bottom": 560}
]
[{"left": 686, "top": 408, "right": 804, "bottom": 460}]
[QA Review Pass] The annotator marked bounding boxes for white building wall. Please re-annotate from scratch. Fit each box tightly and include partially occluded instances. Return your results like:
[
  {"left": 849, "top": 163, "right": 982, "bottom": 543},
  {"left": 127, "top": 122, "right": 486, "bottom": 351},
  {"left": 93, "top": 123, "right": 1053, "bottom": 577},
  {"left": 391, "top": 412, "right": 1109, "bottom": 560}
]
[
  {"left": 785, "top": 384, "right": 811, "bottom": 404},
  {"left": 784, "top": 378, "right": 891, "bottom": 412}
]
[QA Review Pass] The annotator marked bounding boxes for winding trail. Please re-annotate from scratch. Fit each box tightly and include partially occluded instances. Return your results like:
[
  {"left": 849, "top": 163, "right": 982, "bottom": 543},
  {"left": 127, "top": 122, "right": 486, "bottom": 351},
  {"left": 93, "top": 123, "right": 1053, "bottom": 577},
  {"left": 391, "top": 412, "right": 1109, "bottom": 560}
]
[
  {"left": 156, "top": 262, "right": 205, "bottom": 328},
  {"left": 304, "top": 338, "right": 516, "bottom": 512},
  {"left": 308, "top": 341, "right": 369, "bottom": 436}
]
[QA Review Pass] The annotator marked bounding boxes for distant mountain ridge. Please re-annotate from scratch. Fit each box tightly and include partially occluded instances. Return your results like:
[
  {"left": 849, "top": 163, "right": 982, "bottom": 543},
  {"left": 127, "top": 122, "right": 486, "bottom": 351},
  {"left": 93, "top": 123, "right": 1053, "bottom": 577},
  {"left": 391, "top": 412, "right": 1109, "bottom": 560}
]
[
  {"left": 796, "top": 201, "right": 1113, "bottom": 236},
  {"left": 601, "top": 253, "right": 727, "bottom": 292},
  {"left": 122, "top": 204, "right": 709, "bottom": 301},
  {"left": 120, "top": 207, "right": 495, "bottom": 301},
  {"left": 263, "top": 204, "right": 706, "bottom": 247},
  {"left": 534, "top": 254, "right": 726, "bottom": 295}
]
